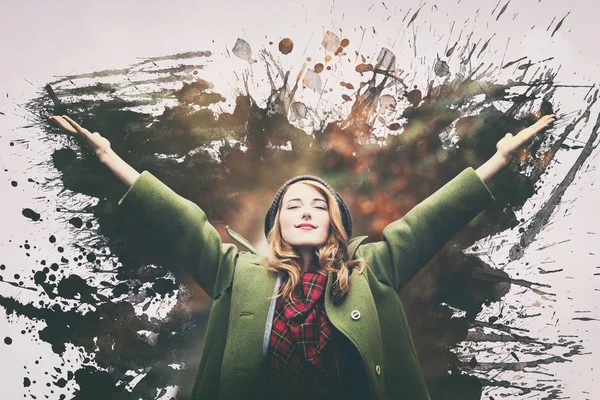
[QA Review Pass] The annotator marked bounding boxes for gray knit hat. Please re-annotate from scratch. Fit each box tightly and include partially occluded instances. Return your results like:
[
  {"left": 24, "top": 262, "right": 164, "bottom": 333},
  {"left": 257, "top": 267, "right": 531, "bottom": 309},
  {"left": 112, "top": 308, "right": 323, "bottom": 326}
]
[{"left": 264, "top": 175, "right": 352, "bottom": 240}]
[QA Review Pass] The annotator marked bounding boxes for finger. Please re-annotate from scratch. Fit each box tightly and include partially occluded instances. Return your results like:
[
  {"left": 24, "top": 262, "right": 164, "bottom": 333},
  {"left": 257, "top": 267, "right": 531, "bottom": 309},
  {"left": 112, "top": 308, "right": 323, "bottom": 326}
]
[
  {"left": 61, "top": 115, "right": 89, "bottom": 134},
  {"left": 542, "top": 115, "right": 555, "bottom": 123},
  {"left": 49, "top": 116, "right": 78, "bottom": 134}
]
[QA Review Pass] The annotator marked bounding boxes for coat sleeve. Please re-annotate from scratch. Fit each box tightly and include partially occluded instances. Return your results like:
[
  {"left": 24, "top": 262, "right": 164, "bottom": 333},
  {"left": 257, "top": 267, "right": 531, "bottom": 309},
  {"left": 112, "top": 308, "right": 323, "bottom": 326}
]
[
  {"left": 117, "top": 170, "right": 238, "bottom": 298},
  {"left": 355, "top": 167, "right": 496, "bottom": 292}
]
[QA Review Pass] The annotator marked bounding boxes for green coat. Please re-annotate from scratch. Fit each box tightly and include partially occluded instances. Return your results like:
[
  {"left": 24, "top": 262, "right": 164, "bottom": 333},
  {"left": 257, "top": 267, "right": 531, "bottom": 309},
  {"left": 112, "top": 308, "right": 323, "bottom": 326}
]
[{"left": 117, "top": 167, "right": 496, "bottom": 399}]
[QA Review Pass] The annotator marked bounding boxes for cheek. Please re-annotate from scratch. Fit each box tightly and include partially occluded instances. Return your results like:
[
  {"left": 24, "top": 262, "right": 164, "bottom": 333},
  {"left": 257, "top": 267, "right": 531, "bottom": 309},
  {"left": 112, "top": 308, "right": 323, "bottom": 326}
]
[
  {"left": 318, "top": 214, "right": 331, "bottom": 234},
  {"left": 278, "top": 212, "right": 293, "bottom": 235}
]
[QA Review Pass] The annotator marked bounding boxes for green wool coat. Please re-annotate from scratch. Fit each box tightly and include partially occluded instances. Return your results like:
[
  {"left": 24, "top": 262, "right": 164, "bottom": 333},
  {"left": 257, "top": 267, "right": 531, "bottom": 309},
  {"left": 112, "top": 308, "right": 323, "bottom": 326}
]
[{"left": 117, "top": 167, "right": 496, "bottom": 400}]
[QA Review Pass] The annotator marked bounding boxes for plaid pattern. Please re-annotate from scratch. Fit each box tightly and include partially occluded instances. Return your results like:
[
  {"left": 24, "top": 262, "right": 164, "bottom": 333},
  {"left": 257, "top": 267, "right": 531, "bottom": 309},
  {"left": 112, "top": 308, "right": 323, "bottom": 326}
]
[{"left": 266, "top": 272, "right": 342, "bottom": 398}]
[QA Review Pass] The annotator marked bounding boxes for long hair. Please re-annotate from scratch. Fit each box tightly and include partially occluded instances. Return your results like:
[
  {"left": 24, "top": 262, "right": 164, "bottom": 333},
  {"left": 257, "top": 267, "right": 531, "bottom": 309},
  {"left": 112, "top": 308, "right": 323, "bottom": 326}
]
[{"left": 266, "top": 180, "right": 369, "bottom": 303}]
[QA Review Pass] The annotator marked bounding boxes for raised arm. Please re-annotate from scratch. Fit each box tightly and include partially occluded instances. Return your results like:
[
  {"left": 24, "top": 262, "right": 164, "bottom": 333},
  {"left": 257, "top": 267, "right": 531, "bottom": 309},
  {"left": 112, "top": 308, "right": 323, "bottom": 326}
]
[
  {"left": 476, "top": 114, "right": 556, "bottom": 183},
  {"left": 117, "top": 171, "right": 238, "bottom": 298},
  {"left": 356, "top": 167, "right": 496, "bottom": 292},
  {"left": 48, "top": 115, "right": 237, "bottom": 298},
  {"left": 48, "top": 115, "right": 140, "bottom": 187},
  {"left": 356, "top": 114, "right": 557, "bottom": 292}
]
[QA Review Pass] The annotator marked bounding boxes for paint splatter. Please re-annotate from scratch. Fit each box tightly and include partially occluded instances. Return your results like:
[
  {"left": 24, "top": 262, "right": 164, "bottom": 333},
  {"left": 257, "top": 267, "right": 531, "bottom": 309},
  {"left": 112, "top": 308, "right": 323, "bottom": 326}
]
[
  {"left": 278, "top": 38, "right": 294, "bottom": 55},
  {"left": 303, "top": 69, "right": 324, "bottom": 93},
  {"left": 22, "top": 208, "right": 41, "bottom": 221},
  {"left": 321, "top": 31, "right": 341, "bottom": 52},
  {"left": 232, "top": 38, "right": 257, "bottom": 63},
  {"left": 551, "top": 12, "right": 571, "bottom": 38}
]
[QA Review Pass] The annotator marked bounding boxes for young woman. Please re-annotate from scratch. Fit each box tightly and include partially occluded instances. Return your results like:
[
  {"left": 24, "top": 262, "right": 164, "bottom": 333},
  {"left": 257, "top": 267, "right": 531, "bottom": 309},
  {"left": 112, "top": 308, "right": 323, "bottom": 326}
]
[{"left": 48, "top": 113, "right": 556, "bottom": 400}]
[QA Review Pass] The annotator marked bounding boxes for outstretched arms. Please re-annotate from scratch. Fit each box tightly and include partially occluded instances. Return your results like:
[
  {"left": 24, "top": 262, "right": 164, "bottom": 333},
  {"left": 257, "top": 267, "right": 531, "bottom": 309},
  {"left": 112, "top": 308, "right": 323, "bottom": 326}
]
[
  {"left": 356, "top": 167, "right": 495, "bottom": 292},
  {"left": 48, "top": 115, "right": 237, "bottom": 297},
  {"left": 356, "top": 114, "right": 556, "bottom": 291},
  {"left": 476, "top": 114, "right": 556, "bottom": 183},
  {"left": 117, "top": 171, "right": 238, "bottom": 297},
  {"left": 48, "top": 115, "right": 140, "bottom": 187}
]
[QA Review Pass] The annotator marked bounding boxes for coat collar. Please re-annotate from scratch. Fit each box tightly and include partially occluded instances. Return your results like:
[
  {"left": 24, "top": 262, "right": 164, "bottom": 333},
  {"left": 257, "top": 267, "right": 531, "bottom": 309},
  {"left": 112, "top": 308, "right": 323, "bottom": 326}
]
[{"left": 225, "top": 225, "right": 260, "bottom": 255}]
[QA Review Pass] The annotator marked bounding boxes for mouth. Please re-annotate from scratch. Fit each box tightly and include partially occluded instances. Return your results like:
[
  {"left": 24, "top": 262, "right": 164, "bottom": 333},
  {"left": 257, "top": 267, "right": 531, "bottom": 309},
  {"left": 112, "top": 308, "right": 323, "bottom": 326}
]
[{"left": 295, "top": 223, "right": 317, "bottom": 230}]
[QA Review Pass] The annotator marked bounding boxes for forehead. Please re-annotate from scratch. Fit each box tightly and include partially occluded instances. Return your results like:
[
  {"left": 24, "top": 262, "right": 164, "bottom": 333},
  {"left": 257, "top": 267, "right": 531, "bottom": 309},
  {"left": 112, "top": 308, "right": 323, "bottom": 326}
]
[{"left": 282, "top": 182, "right": 325, "bottom": 201}]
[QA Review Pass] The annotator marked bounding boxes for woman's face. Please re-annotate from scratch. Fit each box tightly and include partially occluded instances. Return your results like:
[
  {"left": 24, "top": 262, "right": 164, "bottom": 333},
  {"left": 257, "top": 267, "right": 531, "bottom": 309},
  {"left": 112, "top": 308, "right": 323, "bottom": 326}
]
[{"left": 278, "top": 182, "right": 331, "bottom": 249}]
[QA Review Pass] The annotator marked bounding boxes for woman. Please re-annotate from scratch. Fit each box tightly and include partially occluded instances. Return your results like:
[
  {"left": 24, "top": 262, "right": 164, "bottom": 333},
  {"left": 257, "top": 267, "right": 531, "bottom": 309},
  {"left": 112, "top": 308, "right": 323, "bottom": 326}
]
[{"left": 48, "top": 113, "right": 556, "bottom": 399}]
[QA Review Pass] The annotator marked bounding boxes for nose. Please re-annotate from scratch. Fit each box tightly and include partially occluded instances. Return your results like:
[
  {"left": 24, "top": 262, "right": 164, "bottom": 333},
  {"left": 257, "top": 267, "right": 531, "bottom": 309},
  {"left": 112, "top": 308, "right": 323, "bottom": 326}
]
[{"left": 302, "top": 212, "right": 311, "bottom": 220}]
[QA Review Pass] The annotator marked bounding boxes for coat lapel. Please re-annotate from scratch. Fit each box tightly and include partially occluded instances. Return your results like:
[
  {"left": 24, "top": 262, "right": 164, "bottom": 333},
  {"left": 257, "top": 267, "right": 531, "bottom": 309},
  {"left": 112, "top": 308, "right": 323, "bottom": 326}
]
[
  {"left": 325, "top": 235, "right": 386, "bottom": 399},
  {"left": 219, "top": 253, "right": 276, "bottom": 400}
]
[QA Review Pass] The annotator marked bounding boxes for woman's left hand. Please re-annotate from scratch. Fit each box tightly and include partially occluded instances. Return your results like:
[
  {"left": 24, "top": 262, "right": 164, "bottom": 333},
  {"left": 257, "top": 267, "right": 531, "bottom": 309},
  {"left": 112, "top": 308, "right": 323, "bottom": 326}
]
[{"left": 495, "top": 114, "right": 557, "bottom": 166}]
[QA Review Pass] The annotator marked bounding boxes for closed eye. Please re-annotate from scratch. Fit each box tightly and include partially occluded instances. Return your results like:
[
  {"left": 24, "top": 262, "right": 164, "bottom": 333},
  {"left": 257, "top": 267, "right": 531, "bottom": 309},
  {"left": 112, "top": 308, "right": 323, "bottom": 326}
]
[{"left": 287, "top": 206, "right": 327, "bottom": 210}]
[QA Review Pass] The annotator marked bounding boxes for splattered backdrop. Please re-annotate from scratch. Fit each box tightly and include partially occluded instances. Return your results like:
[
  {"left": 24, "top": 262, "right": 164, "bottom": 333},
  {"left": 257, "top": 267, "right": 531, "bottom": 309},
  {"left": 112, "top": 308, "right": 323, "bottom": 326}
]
[{"left": 1, "top": 0, "right": 599, "bottom": 399}]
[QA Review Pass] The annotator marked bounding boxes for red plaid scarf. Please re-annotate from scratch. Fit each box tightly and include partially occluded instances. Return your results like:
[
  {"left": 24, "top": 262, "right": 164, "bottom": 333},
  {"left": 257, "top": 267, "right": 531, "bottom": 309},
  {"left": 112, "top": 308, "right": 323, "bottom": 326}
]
[{"left": 266, "top": 272, "right": 342, "bottom": 397}]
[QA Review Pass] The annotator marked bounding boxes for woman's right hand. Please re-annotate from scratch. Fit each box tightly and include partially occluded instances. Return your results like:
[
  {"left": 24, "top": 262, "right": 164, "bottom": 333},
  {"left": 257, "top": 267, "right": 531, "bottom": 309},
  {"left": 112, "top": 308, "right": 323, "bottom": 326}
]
[{"left": 48, "top": 115, "right": 112, "bottom": 161}]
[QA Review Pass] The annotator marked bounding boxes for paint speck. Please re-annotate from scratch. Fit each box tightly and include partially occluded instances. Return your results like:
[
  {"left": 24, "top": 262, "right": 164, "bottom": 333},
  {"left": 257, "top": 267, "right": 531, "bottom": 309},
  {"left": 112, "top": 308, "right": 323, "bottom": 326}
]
[
  {"left": 23, "top": 377, "right": 31, "bottom": 387},
  {"left": 68, "top": 217, "right": 83, "bottom": 228},
  {"left": 379, "top": 94, "right": 397, "bottom": 111},
  {"left": 232, "top": 38, "right": 256, "bottom": 64},
  {"left": 406, "top": 89, "right": 422, "bottom": 107},
  {"left": 278, "top": 38, "right": 294, "bottom": 55},
  {"left": 22, "top": 208, "right": 41, "bottom": 222},
  {"left": 324, "top": 55, "right": 332, "bottom": 62},
  {"left": 49, "top": 235, "right": 56, "bottom": 243},
  {"left": 355, "top": 64, "right": 373, "bottom": 73},
  {"left": 314, "top": 63, "right": 324, "bottom": 73},
  {"left": 341, "top": 38, "right": 350, "bottom": 47},
  {"left": 434, "top": 59, "right": 450, "bottom": 77},
  {"left": 321, "top": 31, "right": 341, "bottom": 52},
  {"left": 303, "top": 69, "right": 324, "bottom": 93},
  {"left": 551, "top": 12, "right": 570, "bottom": 38},
  {"left": 290, "top": 102, "right": 308, "bottom": 119},
  {"left": 306, "top": 57, "right": 312, "bottom": 62},
  {"left": 11, "top": 181, "right": 17, "bottom": 187},
  {"left": 4, "top": 337, "right": 12, "bottom": 345},
  {"left": 55, "top": 378, "right": 67, "bottom": 388}
]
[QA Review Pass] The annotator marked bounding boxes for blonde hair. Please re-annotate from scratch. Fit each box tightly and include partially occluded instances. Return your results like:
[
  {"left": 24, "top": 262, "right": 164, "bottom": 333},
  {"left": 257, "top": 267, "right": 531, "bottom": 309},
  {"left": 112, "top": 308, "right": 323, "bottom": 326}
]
[{"left": 266, "top": 180, "right": 369, "bottom": 303}]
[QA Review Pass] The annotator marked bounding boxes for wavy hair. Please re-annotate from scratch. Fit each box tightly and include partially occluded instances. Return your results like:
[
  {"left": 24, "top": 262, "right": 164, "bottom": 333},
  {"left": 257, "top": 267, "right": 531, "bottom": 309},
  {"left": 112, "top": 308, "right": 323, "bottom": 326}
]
[{"left": 266, "top": 180, "right": 369, "bottom": 304}]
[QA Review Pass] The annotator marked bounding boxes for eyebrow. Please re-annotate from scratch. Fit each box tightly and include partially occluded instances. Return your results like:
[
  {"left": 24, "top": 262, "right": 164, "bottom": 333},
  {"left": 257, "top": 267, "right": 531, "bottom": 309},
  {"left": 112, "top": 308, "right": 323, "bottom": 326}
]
[{"left": 286, "top": 198, "right": 327, "bottom": 204}]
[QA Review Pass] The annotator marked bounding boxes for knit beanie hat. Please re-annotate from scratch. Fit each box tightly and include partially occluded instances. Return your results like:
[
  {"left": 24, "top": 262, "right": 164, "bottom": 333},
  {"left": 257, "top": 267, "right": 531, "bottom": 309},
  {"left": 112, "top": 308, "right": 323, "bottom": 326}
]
[{"left": 264, "top": 175, "right": 352, "bottom": 240}]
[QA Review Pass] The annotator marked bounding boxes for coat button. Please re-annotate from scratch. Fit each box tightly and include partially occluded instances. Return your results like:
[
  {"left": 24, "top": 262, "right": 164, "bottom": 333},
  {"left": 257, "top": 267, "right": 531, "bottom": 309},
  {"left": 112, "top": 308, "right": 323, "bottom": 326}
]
[
  {"left": 350, "top": 310, "right": 361, "bottom": 320},
  {"left": 375, "top": 365, "right": 381, "bottom": 375}
]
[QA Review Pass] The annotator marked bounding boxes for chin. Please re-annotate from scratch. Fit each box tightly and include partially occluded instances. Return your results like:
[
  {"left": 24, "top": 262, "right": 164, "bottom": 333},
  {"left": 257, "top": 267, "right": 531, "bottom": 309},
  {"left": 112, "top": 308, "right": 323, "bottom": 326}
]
[{"left": 286, "top": 238, "right": 327, "bottom": 248}]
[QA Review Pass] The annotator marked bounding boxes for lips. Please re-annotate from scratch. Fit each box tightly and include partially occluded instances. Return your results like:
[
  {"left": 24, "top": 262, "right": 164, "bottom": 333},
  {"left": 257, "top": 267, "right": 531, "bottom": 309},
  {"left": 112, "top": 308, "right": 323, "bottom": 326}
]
[{"left": 296, "top": 223, "right": 317, "bottom": 229}]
